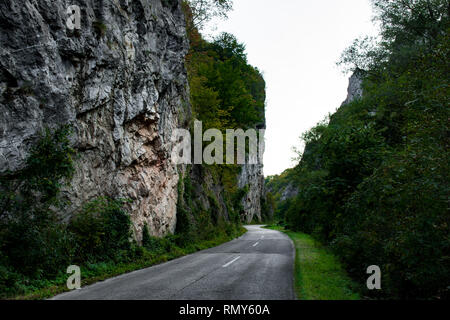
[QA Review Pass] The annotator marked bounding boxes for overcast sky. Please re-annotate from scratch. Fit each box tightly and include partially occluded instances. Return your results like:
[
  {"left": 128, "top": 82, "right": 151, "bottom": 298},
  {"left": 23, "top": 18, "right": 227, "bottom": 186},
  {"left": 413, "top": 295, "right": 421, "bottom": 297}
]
[{"left": 206, "top": 0, "right": 380, "bottom": 176}]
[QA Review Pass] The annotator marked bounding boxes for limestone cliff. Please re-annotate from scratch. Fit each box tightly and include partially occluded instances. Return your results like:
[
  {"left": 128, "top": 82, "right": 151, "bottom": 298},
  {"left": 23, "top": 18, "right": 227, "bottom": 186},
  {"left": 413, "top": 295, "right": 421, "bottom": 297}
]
[
  {"left": 238, "top": 163, "right": 265, "bottom": 223},
  {"left": 266, "top": 69, "right": 364, "bottom": 204},
  {"left": 0, "top": 0, "right": 265, "bottom": 239},
  {"left": 0, "top": 0, "right": 189, "bottom": 238},
  {"left": 341, "top": 68, "right": 365, "bottom": 106}
]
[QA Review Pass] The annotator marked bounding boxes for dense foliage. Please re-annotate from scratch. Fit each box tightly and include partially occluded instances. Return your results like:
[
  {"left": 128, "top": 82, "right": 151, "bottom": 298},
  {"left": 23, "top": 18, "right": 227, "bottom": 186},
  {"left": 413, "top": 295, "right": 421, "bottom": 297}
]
[
  {"left": 185, "top": 11, "right": 266, "bottom": 131},
  {"left": 0, "top": 128, "right": 141, "bottom": 297},
  {"left": 0, "top": 128, "right": 244, "bottom": 299},
  {"left": 0, "top": 1, "right": 265, "bottom": 298},
  {"left": 175, "top": 168, "right": 243, "bottom": 247},
  {"left": 0, "top": 127, "right": 75, "bottom": 296},
  {"left": 68, "top": 198, "right": 134, "bottom": 264},
  {"left": 185, "top": 0, "right": 233, "bottom": 30},
  {"left": 182, "top": 3, "right": 268, "bottom": 224},
  {"left": 270, "top": 0, "right": 449, "bottom": 299}
]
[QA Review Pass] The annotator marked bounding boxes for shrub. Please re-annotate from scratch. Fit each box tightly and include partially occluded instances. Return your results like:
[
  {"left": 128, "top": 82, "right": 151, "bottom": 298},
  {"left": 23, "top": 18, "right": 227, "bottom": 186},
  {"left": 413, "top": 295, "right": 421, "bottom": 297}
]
[
  {"left": 271, "top": 0, "right": 450, "bottom": 299},
  {"left": 142, "top": 222, "right": 152, "bottom": 248},
  {"left": 68, "top": 198, "right": 132, "bottom": 263},
  {"left": 92, "top": 21, "right": 107, "bottom": 37},
  {"left": 0, "top": 126, "right": 76, "bottom": 295}
]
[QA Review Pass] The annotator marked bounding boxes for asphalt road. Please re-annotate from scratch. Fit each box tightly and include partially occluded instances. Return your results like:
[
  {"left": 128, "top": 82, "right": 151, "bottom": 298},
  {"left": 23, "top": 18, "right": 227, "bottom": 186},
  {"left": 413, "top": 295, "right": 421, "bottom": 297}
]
[{"left": 52, "top": 225, "right": 295, "bottom": 300}]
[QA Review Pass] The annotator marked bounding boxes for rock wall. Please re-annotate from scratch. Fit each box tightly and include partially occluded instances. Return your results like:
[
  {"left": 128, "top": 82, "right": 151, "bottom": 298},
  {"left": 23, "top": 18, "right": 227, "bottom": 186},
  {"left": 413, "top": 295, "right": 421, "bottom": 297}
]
[
  {"left": 238, "top": 164, "right": 264, "bottom": 223},
  {"left": 278, "top": 182, "right": 298, "bottom": 202},
  {"left": 341, "top": 68, "right": 365, "bottom": 106},
  {"left": 0, "top": 0, "right": 190, "bottom": 238},
  {"left": 266, "top": 69, "right": 365, "bottom": 205},
  {"left": 0, "top": 0, "right": 265, "bottom": 239}
]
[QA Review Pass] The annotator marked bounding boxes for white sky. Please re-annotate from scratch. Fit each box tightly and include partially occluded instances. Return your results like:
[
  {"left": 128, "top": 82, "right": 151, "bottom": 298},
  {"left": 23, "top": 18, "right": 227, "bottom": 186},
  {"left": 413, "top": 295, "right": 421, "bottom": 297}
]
[{"left": 206, "top": 0, "right": 379, "bottom": 176}]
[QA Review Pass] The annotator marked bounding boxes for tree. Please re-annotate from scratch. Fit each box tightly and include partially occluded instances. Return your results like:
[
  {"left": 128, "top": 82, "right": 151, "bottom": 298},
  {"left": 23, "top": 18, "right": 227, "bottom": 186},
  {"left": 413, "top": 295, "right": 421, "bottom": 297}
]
[
  {"left": 339, "top": 0, "right": 449, "bottom": 74},
  {"left": 185, "top": 0, "right": 233, "bottom": 30},
  {"left": 276, "top": 0, "right": 450, "bottom": 299}
]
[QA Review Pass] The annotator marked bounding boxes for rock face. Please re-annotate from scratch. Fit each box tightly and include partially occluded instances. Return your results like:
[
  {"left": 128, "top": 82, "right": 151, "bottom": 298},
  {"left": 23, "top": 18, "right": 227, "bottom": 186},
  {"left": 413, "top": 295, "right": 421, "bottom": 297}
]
[
  {"left": 278, "top": 182, "right": 298, "bottom": 202},
  {"left": 265, "top": 172, "right": 299, "bottom": 205},
  {"left": 0, "top": 0, "right": 190, "bottom": 238},
  {"left": 267, "top": 69, "right": 366, "bottom": 205},
  {"left": 341, "top": 68, "right": 365, "bottom": 106},
  {"left": 238, "top": 164, "right": 265, "bottom": 223},
  {"left": 0, "top": 0, "right": 265, "bottom": 239}
]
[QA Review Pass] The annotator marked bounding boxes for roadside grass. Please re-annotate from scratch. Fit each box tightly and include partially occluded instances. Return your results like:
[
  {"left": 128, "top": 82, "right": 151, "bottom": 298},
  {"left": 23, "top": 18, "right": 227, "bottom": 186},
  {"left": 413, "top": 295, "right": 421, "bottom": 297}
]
[
  {"left": 14, "top": 226, "right": 247, "bottom": 300},
  {"left": 265, "top": 225, "right": 360, "bottom": 300}
]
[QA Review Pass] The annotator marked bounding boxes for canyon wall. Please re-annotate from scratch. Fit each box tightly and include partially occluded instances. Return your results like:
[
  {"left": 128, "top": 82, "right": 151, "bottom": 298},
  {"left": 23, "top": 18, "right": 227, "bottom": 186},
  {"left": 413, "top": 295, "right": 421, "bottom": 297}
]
[
  {"left": 266, "top": 69, "right": 364, "bottom": 203},
  {"left": 1, "top": 0, "right": 189, "bottom": 238},
  {"left": 0, "top": 0, "right": 265, "bottom": 239},
  {"left": 238, "top": 163, "right": 265, "bottom": 223}
]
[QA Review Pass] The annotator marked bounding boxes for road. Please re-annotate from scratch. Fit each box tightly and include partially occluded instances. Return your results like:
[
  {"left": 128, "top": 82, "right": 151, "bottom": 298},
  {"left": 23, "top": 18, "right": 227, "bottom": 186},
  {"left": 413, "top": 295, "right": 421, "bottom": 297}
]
[{"left": 52, "top": 225, "right": 295, "bottom": 300}]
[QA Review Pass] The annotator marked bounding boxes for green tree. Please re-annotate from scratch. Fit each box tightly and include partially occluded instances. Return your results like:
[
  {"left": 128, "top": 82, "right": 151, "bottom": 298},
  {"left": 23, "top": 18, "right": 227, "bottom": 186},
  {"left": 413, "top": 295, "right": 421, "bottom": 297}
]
[
  {"left": 186, "top": 0, "right": 233, "bottom": 30},
  {"left": 275, "top": 0, "right": 449, "bottom": 299}
]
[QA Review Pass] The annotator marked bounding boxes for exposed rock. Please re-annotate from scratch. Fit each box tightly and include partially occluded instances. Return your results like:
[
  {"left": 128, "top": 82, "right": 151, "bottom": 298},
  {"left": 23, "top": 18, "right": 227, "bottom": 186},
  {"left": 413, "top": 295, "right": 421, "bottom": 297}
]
[
  {"left": 279, "top": 182, "right": 298, "bottom": 202},
  {"left": 0, "top": 0, "right": 266, "bottom": 241},
  {"left": 0, "top": 0, "right": 190, "bottom": 238},
  {"left": 188, "top": 164, "right": 230, "bottom": 221},
  {"left": 265, "top": 69, "right": 366, "bottom": 207},
  {"left": 341, "top": 68, "right": 365, "bottom": 106},
  {"left": 238, "top": 163, "right": 265, "bottom": 223},
  {"left": 265, "top": 170, "right": 298, "bottom": 204}
]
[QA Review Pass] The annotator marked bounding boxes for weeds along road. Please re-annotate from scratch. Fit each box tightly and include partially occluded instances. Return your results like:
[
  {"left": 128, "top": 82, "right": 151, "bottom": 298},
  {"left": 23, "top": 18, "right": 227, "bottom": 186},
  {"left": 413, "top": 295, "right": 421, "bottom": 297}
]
[{"left": 52, "top": 225, "right": 295, "bottom": 300}]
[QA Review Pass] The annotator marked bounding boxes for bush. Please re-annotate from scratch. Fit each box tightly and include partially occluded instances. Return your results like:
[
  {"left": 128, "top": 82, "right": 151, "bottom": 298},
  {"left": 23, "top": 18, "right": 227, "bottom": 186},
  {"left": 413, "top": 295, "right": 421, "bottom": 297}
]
[
  {"left": 0, "top": 127, "right": 77, "bottom": 296},
  {"left": 142, "top": 222, "right": 152, "bottom": 248},
  {"left": 68, "top": 198, "right": 132, "bottom": 263},
  {"left": 271, "top": 0, "right": 450, "bottom": 299},
  {"left": 0, "top": 127, "right": 137, "bottom": 298}
]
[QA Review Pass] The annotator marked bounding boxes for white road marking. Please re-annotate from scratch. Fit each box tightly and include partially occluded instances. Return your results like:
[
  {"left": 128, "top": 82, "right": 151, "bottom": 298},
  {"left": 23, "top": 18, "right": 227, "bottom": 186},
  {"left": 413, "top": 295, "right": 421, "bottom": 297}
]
[
  {"left": 253, "top": 242, "right": 260, "bottom": 247},
  {"left": 261, "top": 236, "right": 264, "bottom": 239},
  {"left": 223, "top": 256, "right": 241, "bottom": 268}
]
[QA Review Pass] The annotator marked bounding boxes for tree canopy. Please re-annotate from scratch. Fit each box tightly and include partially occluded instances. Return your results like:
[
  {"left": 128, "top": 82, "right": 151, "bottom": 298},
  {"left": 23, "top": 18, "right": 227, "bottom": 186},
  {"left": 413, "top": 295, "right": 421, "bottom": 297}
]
[
  {"left": 185, "top": 0, "right": 233, "bottom": 30},
  {"left": 272, "top": 0, "right": 449, "bottom": 299}
]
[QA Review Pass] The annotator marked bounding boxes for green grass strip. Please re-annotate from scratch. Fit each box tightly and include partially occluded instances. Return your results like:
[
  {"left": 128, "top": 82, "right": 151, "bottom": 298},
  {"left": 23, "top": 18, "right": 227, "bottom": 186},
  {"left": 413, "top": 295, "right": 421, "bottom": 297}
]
[{"left": 266, "top": 226, "right": 360, "bottom": 300}]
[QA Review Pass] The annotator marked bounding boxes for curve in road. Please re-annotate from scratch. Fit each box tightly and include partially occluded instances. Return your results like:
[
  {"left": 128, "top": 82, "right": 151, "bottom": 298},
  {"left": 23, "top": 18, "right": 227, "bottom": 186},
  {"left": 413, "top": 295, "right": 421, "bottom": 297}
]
[{"left": 52, "top": 225, "right": 295, "bottom": 300}]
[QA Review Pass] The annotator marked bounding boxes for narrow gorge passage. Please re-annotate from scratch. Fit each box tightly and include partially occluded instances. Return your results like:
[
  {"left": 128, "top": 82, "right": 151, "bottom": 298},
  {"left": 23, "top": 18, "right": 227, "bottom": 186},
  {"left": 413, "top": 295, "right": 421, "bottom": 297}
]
[{"left": 52, "top": 226, "right": 295, "bottom": 300}]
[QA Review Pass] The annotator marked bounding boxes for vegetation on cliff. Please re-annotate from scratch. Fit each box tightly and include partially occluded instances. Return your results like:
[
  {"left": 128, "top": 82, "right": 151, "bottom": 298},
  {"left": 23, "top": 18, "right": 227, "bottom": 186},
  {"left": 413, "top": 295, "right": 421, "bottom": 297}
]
[
  {"left": 180, "top": 0, "right": 268, "bottom": 228},
  {"left": 0, "top": 0, "right": 266, "bottom": 298},
  {"left": 184, "top": 11, "right": 266, "bottom": 131},
  {"left": 269, "top": 0, "right": 449, "bottom": 299},
  {"left": 0, "top": 127, "right": 245, "bottom": 299}
]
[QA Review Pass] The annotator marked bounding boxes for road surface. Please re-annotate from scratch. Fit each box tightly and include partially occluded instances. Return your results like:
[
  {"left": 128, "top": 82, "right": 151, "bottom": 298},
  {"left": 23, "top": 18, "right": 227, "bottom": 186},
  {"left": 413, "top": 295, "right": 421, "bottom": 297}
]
[{"left": 52, "top": 225, "right": 295, "bottom": 300}]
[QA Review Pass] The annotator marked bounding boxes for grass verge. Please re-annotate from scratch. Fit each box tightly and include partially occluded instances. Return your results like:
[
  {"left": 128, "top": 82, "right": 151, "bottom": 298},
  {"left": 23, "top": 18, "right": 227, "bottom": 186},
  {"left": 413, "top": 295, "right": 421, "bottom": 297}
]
[
  {"left": 14, "top": 226, "right": 247, "bottom": 300},
  {"left": 266, "top": 225, "right": 360, "bottom": 300}
]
